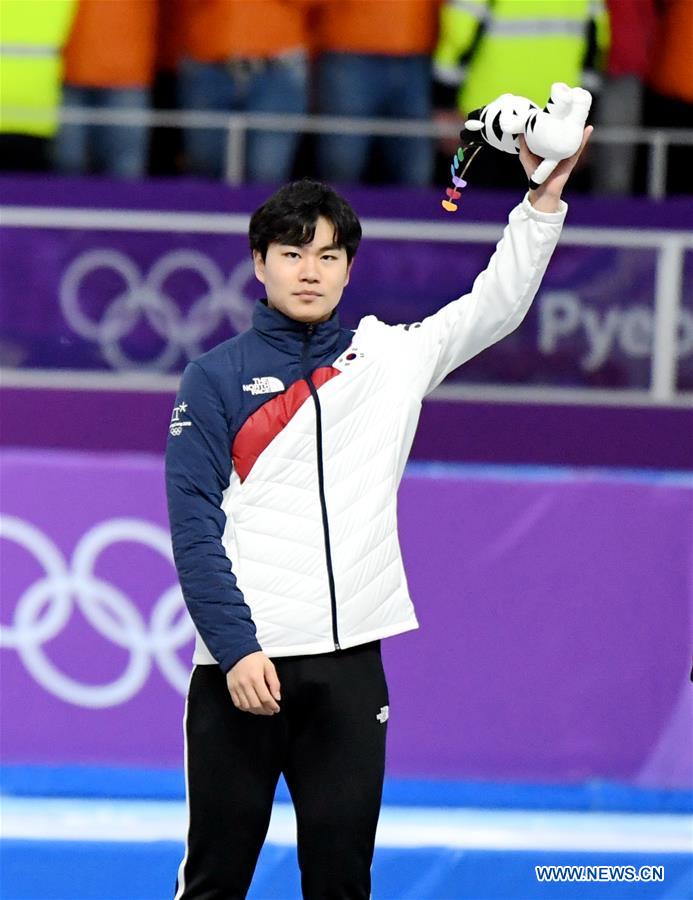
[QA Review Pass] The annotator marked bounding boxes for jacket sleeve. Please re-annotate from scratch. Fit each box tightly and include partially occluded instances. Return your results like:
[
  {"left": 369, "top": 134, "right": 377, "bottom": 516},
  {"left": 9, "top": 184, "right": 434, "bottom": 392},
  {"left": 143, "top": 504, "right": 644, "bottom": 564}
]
[
  {"left": 385, "top": 193, "right": 567, "bottom": 398},
  {"left": 165, "top": 360, "right": 262, "bottom": 673}
]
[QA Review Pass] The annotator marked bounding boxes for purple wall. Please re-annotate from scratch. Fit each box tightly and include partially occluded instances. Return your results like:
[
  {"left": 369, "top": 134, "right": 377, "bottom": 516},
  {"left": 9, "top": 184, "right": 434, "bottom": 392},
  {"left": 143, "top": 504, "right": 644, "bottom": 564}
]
[
  {"left": 1, "top": 177, "right": 691, "bottom": 791},
  {"left": 2, "top": 174, "right": 691, "bottom": 469},
  {"left": 2, "top": 447, "right": 691, "bottom": 790},
  {"left": 2, "top": 386, "right": 691, "bottom": 471},
  {"left": 1, "top": 175, "right": 692, "bottom": 389}
]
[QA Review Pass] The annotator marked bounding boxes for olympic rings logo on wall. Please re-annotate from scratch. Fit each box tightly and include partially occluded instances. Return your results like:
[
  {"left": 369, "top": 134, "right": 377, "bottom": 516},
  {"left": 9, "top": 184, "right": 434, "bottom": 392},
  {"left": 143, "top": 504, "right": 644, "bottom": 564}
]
[
  {"left": 0, "top": 515, "right": 193, "bottom": 708},
  {"left": 59, "top": 250, "right": 256, "bottom": 371}
]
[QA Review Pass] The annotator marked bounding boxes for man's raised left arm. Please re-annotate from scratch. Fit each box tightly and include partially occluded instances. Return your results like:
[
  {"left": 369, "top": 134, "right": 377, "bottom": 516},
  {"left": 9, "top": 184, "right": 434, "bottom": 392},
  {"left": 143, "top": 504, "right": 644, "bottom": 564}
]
[{"left": 383, "top": 127, "right": 593, "bottom": 397}]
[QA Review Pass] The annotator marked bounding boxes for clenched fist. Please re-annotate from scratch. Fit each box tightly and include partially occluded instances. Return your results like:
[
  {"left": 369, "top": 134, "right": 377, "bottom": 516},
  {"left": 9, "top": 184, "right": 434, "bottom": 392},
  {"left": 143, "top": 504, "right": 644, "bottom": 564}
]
[{"left": 227, "top": 651, "right": 282, "bottom": 715}]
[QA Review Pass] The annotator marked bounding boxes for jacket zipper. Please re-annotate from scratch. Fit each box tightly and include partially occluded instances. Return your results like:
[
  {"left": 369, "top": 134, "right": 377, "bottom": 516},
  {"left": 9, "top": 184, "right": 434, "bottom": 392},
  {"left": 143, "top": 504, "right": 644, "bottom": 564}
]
[{"left": 302, "top": 324, "right": 341, "bottom": 651}]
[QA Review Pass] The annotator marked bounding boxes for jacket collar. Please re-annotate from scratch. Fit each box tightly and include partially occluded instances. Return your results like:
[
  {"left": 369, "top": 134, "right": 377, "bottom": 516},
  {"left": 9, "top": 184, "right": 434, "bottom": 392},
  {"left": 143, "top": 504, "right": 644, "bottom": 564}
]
[{"left": 252, "top": 299, "right": 342, "bottom": 360}]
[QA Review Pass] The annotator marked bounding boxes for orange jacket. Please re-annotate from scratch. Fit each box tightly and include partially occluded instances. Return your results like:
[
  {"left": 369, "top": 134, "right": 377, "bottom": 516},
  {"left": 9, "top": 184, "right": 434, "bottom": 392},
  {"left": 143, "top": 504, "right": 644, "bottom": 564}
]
[
  {"left": 648, "top": 0, "right": 693, "bottom": 103},
  {"left": 182, "top": 0, "right": 313, "bottom": 62},
  {"left": 63, "top": 0, "right": 158, "bottom": 88},
  {"left": 315, "top": 0, "right": 440, "bottom": 56}
]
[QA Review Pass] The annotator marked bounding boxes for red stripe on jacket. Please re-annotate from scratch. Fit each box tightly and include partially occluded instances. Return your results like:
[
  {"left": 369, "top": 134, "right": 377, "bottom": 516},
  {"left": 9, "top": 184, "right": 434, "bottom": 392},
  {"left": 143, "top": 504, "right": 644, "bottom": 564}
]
[{"left": 232, "top": 367, "right": 341, "bottom": 483}]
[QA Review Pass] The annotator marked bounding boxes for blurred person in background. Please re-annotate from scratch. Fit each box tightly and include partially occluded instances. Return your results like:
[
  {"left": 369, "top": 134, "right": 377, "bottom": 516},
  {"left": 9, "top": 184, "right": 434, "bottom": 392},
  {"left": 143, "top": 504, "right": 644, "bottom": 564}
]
[
  {"left": 54, "top": 0, "right": 158, "bottom": 179},
  {"left": 644, "top": 0, "right": 693, "bottom": 195},
  {"left": 150, "top": 0, "right": 187, "bottom": 175},
  {"left": 177, "top": 0, "right": 311, "bottom": 182},
  {"left": 0, "top": 0, "right": 76, "bottom": 172},
  {"left": 592, "top": 0, "right": 657, "bottom": 196},
  {"left": 314, "top": 0, "right": 440, "bottom": 186},
  {"left": 433, "top": 0, "right": 608, "bottom": 188}
]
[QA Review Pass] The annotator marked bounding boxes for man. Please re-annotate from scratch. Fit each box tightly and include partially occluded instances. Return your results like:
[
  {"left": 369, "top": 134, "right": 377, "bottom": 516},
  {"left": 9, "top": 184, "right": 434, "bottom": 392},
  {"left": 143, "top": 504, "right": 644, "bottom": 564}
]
[
  {"left": 0, "top": 0, "right": 76, "bottom": 172},
  {"left": 166, "top": 128, "right": 592, "bottom": 899},
  {"left": 432, "top": 0, "right": 606, "bottom": 187},
  {"left": 176, "top": 0, "right": 311, "bottom": 182},
  {"left": 55, "top": 0, "right": 158, "bottom": 179},
  {"left": 314, "top": 0, "right": 440, "bottom": 186}
]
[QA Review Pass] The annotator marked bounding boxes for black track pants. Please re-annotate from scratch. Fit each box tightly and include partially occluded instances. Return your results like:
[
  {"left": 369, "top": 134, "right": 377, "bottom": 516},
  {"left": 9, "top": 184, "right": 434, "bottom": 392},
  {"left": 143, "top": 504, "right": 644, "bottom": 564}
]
[{"left": 174, "top": 640, "right": 389, "bottom": 900}]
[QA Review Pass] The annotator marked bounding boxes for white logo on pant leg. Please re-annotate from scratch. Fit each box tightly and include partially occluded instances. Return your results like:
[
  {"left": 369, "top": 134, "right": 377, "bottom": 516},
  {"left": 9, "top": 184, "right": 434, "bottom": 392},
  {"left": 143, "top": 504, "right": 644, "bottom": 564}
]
[
  {"left": 376, "top": 705, "right": 389, "bottom": 723},
  {"left": 242, "top": 376, "right": 285, "bottom": 395},
  {"left": 169, "top": 402, "right": 192, "bottom": 436}
]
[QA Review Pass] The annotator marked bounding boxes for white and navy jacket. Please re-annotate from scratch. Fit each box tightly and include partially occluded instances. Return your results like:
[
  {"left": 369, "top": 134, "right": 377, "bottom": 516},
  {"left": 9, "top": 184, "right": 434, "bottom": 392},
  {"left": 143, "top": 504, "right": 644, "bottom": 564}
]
[{"left": 166, "top": 194, "right": 567, "bottom": 673}]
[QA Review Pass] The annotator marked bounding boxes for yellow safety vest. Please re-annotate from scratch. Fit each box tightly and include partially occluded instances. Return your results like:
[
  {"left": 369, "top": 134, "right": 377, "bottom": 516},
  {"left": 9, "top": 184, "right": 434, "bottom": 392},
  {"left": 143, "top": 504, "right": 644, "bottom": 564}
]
[
  {"left": 0, "top": 0, "right": 76, "bottom": 137},
  {"left": 434, "top": 0, "right": 610, "bottom": 113}
]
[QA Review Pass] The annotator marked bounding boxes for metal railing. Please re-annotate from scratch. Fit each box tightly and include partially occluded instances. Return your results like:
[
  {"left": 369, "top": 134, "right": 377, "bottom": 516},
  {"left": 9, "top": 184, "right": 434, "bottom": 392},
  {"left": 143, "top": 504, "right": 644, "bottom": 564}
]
[
  {"left": 48, "top": 106, "right": 693, "bottom": 199},
  {"left": 1, "top": 201, "right": 691, "bottom": 405}
]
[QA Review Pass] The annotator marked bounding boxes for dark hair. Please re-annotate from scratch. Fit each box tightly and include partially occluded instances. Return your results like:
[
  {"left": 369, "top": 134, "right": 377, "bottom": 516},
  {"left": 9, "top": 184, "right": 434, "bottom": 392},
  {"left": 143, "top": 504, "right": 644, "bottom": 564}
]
[{"left": 249, "top": 179, "right": 362, "bottom": 262}]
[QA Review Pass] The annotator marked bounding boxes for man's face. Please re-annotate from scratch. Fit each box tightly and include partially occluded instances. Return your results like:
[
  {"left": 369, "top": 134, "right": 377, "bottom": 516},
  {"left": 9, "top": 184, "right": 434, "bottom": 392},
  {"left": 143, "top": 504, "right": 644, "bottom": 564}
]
[{"left": 253, "top": 216, "right": 352, "bottom": 324}]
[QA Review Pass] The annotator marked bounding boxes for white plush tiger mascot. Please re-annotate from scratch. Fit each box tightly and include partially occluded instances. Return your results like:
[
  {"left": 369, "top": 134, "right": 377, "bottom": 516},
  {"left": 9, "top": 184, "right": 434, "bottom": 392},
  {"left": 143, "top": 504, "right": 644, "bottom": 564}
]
[{"left": 464, "top": 82, "right": 592, "bottom": 189}]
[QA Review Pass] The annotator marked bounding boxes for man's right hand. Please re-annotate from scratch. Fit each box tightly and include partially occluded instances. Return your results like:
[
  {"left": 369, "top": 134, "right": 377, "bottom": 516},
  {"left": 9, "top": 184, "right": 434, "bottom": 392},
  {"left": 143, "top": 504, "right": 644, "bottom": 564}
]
[{"left": 226, "top": 651, "right": 281, "bottom": 715}]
